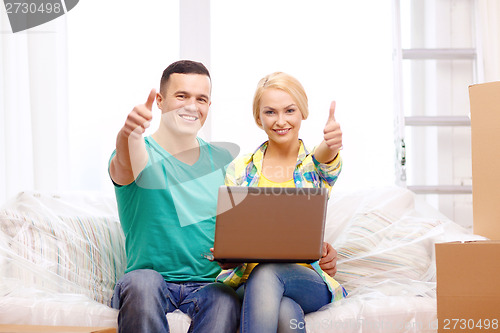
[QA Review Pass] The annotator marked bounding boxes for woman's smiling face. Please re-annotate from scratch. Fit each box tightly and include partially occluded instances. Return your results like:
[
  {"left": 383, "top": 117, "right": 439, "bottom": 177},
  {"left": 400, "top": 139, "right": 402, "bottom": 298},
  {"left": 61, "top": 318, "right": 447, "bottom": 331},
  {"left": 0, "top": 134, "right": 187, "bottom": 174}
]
[{"left": 257, "top": 88, "right": 303, "bottom": 145}]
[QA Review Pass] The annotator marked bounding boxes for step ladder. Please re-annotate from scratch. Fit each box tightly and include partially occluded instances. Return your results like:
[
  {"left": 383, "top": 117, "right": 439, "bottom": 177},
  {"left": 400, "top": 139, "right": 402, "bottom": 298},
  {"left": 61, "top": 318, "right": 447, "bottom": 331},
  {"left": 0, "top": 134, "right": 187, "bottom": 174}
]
[{"left": 392, "top": 0, "right": 484, "bottom": 196}]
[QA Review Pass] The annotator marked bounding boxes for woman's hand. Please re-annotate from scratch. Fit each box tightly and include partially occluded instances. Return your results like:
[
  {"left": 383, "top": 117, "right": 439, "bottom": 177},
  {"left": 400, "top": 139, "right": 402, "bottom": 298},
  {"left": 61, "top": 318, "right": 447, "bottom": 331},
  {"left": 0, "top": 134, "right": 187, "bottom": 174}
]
[
  {"left": 314, "top": 101, "right": 343, "bottom": 163},
  {"left": 319, "top": 242, "right": 338, "bottom": 277},
  {"left": 323, "top": 101, "right": 342, "bottom": 155}
]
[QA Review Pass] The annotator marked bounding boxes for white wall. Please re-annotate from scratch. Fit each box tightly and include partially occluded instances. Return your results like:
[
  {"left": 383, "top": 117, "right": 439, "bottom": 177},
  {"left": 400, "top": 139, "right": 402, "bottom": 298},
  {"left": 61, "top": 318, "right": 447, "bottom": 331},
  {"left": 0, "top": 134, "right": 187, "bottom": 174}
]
[
  {"left": 1, "top": 0, "right": 395, "bottom": 200},
  {"left": 66, "top": 0, "right": 396, "bottom": 195},
  {"left": 209, "top": 0, "right": 395, "bottom": 193},
  {"left": 66, "top": 0, "right": 180, "bottom": 194}
]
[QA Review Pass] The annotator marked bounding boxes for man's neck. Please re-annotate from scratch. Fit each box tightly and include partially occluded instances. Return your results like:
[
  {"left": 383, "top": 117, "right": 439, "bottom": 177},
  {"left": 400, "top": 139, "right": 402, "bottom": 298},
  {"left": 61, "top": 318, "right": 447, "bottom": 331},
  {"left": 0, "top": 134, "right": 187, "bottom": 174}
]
[{"left": 151, "top": 128, "right": 200, "bottom": 165}]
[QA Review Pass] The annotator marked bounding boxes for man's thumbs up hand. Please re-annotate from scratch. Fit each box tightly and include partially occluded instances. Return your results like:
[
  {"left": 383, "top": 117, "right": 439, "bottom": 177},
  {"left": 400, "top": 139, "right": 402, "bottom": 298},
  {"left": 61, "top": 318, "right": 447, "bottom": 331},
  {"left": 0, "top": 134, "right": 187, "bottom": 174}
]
[
  {"left": 123, "top": 89, "right": 156, "bottom": 138},
  {"left": 145, "top": 88, "right": 156, "bottom": 111},
  {"left": 323, "top": 101, "right": 342, "bottom": 155}
]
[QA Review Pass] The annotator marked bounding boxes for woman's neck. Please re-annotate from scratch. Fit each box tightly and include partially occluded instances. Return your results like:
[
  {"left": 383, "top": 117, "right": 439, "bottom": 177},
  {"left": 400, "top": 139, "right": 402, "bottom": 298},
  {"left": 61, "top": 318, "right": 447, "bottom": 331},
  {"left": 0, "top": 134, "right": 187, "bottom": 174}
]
[
  {"left": 261, "top": 139, "right": 300, "bottom": 182},
  {"left": 265, "top": 139, "right": 300, "bottom": 160}
]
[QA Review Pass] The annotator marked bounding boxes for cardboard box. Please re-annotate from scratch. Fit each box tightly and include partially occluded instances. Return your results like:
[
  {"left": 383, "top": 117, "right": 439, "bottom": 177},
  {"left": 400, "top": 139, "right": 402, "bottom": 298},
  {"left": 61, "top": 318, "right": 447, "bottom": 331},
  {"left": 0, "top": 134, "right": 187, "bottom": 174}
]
[
  {"left": 469, "top": 81, "right": 500, "bottom": 240},
  {"left": 436, "top": 241, "right": 500, "bottom": 332},
  {"left": 435, "top": 82, "right": 500, "bottom": 331},
  {"left": 0, "top": 325, "right": 115, "bottom": 333}
]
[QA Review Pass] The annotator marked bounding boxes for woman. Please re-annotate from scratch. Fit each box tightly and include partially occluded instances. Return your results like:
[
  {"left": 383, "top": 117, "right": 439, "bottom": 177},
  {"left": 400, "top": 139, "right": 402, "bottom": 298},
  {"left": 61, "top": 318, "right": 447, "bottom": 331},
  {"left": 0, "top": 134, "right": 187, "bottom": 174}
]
[{"left": 217, "top": 72, "right": 347, "bottom": 333}]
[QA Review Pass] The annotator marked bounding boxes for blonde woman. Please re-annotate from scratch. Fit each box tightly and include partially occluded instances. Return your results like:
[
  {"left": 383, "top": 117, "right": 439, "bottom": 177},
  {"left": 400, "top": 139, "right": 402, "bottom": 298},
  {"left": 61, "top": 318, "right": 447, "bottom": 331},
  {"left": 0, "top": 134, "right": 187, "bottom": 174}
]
[{"left": 218, "top": 72, "right": 347, "bottom": 333}]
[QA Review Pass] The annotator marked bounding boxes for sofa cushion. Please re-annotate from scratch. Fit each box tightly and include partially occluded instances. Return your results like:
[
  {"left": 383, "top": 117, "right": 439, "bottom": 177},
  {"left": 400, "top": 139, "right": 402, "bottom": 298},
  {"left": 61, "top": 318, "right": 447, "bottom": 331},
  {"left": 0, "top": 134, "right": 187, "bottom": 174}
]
[{"left": 0, "top": 192, "right": 126, "bottom": 306}]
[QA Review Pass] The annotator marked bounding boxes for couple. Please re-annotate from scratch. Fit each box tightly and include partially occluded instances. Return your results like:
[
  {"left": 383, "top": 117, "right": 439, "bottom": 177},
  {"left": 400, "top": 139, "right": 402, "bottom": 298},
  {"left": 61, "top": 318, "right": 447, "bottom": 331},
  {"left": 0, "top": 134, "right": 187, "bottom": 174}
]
[{"left": 108, "top": 60, "right": 346, "bottom": 333}]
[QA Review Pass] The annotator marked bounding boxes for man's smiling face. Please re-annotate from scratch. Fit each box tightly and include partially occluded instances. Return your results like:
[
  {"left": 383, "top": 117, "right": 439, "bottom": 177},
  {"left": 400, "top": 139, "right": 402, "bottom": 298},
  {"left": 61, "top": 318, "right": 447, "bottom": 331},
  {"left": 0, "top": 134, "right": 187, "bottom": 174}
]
[{"left": 156, "top": 73, "right": 211, "bottom": 136}]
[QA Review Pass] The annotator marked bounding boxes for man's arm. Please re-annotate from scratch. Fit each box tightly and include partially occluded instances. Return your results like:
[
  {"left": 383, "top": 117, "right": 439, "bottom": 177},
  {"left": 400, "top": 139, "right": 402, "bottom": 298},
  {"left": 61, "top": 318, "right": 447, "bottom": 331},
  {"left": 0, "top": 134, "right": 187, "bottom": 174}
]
[{"left": 109, "top": 89, "right": 156, "bottom": 186}]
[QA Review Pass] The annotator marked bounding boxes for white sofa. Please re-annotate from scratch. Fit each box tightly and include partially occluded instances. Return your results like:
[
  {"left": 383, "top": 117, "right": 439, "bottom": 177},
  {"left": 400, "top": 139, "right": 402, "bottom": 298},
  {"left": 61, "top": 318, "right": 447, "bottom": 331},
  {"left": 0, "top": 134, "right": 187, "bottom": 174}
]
[{"left": 0, "top": 187, "right": 484, "bottom": 332}]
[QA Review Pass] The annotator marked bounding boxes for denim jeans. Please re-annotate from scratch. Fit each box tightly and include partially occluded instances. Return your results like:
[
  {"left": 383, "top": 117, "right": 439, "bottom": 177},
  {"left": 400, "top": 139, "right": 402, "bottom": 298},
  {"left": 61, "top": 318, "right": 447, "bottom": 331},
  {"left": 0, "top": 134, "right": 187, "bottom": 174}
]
[
  {"left": 111, "top": 269, "right": 240, "bottom": 333},
  {"left": 240, "top": 263, "right": 331, "bottom": 333}
]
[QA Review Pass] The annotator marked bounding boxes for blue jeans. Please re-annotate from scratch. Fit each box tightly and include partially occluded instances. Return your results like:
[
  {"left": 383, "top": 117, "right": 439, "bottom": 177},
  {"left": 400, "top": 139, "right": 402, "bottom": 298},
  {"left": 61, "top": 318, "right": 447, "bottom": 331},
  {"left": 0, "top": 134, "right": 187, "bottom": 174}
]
[
  {"left": 111, "top": 269, "right": 240, "bottom": 333},
  {"left": 240, "top": 263, "right": 331, "bottom": 333}
]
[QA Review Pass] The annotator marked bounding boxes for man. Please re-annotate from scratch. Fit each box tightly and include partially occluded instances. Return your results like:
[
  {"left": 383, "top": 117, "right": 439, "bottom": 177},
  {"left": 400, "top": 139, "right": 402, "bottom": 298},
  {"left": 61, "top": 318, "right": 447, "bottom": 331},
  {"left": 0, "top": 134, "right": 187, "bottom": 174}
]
[{"left": 109, "top": 60, "right": 240, "bottom": 333}]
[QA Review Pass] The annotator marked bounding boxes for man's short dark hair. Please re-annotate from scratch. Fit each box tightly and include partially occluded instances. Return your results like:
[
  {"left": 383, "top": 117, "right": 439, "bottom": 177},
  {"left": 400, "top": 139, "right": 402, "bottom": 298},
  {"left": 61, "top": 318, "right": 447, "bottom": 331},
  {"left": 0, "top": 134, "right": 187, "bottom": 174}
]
[{"left": 160, "top": 60, "right": 211, "bottom": 94}]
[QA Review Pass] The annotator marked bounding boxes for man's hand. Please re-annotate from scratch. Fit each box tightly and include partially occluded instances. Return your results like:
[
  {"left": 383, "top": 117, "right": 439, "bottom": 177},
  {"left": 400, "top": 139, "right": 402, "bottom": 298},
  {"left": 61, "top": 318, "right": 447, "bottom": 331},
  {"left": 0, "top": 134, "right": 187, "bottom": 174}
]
[
  {"left": 122, "top": 88, "right": 155, "bottom": 138},
  {"left": 209, "top": 248, "right": 240, "bottom": 270},
  {"left": 319, "top": 242, "right": 338, "bottom": 277},
  {"left": 323, "top": 101, "right": 342, "bottom": 157},
  {"left": 110, "top": 89, "right": 156, "bottom": 186}
]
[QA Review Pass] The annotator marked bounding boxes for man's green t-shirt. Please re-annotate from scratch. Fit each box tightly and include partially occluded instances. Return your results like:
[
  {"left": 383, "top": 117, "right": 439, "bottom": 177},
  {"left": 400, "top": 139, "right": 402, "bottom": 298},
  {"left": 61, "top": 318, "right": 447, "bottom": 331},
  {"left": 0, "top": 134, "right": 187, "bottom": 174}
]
[{"left": 110, "top": 136, "right": 234, "bottom": 282}]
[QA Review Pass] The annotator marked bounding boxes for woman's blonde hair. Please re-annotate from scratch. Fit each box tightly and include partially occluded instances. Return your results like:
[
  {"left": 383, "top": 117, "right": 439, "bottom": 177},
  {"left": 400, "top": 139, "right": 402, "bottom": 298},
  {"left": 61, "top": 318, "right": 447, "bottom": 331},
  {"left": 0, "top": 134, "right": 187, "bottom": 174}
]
[{"left": 252, "top": 72, "right": 309, "bottom": 127}]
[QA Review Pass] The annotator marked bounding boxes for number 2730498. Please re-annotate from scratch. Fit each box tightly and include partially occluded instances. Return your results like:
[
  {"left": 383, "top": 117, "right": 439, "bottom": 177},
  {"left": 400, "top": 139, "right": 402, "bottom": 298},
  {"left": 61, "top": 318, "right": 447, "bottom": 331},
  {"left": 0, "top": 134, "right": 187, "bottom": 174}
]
[{"left": 443, "top": 319, "right": 499, "bottom": 330}]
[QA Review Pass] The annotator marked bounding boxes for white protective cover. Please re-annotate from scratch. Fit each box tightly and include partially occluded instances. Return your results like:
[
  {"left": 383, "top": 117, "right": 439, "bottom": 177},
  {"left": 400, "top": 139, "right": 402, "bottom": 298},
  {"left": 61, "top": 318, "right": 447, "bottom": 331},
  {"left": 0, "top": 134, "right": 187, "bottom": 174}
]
[
  {"left": 0, "top": 191, "right": 122, "bottom": 327},
  {"left": 0, "top": 187, "right": 485, "bottom": 332},
  {"left": 304, "top": 186, "right": 484, "bottom": 333}
]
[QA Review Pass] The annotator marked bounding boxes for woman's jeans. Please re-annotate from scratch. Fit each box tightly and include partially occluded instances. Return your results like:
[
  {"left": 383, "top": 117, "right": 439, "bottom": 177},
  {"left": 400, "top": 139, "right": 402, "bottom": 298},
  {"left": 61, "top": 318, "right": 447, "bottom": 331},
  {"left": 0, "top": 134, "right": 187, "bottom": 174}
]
[
  {"left": 240, "top": 263, "right": 331, "bottom": 333},
  {"left": 111, "top": 269, "right": 240, "bottom": 333}
]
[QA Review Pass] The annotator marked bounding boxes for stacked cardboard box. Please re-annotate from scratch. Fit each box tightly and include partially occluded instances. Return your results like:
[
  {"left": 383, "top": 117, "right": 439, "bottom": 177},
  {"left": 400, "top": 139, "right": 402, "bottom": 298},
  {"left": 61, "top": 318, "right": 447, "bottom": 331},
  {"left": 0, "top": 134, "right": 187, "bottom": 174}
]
[{"left": 436, "top": 81, "right": 500, "bottom": 332}]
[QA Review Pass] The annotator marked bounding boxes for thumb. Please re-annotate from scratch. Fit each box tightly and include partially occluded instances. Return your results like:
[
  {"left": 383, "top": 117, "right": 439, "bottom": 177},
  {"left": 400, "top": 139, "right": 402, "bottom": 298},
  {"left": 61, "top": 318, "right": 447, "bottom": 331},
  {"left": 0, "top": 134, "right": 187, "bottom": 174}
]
[
  {"left": 145, "top": 88, "right": 156, "bottom": 111},
  {"left": 327, "top": 101, "right": 336, "bottom": 123}
]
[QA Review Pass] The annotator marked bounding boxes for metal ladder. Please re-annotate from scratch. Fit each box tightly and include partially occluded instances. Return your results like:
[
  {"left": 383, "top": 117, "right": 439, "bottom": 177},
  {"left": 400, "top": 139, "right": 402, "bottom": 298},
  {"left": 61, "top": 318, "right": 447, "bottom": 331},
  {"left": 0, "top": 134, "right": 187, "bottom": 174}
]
[{"left": 392, "top": 0, "right": 484, "bottom": 196}]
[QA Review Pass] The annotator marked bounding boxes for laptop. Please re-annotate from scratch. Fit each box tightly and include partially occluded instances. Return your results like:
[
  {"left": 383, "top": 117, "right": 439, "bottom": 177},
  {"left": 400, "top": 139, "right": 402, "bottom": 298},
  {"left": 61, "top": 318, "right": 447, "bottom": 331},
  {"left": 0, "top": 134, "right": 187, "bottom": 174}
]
[{"left": 212, "top": 186, "right": 328, "bottom": 263}]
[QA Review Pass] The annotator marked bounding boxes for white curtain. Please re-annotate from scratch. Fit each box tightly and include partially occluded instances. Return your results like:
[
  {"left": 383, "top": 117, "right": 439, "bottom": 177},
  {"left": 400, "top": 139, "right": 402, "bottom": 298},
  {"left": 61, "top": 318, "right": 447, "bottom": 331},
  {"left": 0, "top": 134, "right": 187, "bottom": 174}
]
[
  {"left": 0, "top": 13, "right": 69, "bottom": 204},
  {"left": 478, "top": 0, "right": 500, "bottom": 82}
]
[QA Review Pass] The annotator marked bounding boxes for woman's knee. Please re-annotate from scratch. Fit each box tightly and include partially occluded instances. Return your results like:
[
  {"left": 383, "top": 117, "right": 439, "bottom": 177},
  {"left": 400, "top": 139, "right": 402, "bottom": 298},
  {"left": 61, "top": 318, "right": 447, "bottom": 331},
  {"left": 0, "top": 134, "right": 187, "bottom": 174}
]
[
  {"left": 247, "top": 263, "right": 284, "bottom": 283},
  {"left": 278, "top": 297, "right": 304, "bottom": 332}
]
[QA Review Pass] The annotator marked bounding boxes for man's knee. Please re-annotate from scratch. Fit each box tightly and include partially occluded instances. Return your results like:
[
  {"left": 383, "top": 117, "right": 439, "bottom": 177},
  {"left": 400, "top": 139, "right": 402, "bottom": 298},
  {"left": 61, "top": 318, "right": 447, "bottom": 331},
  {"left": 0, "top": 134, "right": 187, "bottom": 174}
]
[
  {"left": 113, "top": 269, "right": 166, "bottom": 307},
  {"left": 203, "top": 283, "right": 241, "bottom": 314}
]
